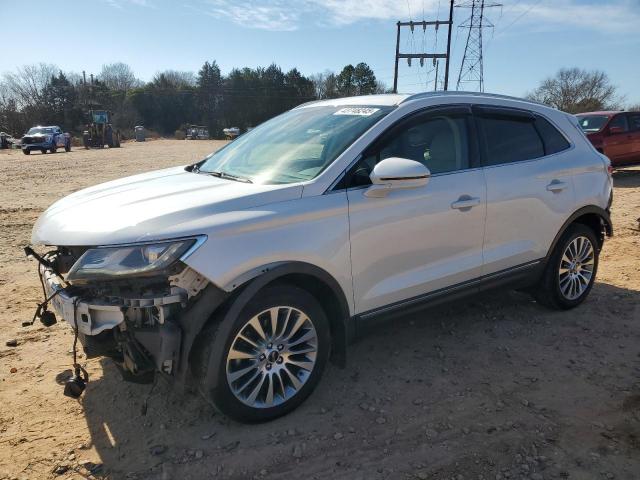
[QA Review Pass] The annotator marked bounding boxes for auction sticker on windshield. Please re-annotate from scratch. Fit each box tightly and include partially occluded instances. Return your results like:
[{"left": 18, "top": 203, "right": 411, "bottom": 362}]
[{"left": 334, "top": 107, "right": 380, "bottom": 116}]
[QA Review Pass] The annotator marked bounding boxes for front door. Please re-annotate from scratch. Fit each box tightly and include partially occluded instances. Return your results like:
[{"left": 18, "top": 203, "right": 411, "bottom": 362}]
[{"left": 346, "top": 106, "right": 486, "bottom": 314}]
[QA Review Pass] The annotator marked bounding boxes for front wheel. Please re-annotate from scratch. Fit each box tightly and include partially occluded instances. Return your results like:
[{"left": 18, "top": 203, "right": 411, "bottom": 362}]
[
  {"left": 535, "top": 224, "right": 599, "bottom": 309},
  {"left": 50, "top": 145, "right": 57, "bottom": 154},
  {"left": 22, "top": 149, "right": 30, "bottom": 155},
  {"left": 193, "top": 285, "right": 330, "bottom": 422}
]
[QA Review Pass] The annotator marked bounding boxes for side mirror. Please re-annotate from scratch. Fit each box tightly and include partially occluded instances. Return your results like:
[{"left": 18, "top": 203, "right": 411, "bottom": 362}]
[
  {"left": 609, "top": 125, "right": 625, "bottom": 134},
  {"left": 365, "top": 157, "right": 430, "bottom": 198}
]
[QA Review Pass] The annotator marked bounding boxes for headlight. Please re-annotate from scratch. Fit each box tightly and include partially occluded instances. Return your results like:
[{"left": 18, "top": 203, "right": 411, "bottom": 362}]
[{"left": 66, "top": 238, "right": 201, "bottom": 282}]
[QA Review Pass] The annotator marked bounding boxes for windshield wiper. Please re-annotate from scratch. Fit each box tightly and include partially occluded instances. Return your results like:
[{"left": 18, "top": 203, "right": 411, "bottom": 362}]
[{"left": 207, "top": 171, "right": 253, "bottom": 183}]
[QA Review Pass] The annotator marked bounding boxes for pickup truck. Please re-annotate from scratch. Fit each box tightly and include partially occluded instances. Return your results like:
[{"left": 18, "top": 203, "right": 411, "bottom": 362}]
[{"left": 21, "top": 126, "right": 71, "bottom": 155}]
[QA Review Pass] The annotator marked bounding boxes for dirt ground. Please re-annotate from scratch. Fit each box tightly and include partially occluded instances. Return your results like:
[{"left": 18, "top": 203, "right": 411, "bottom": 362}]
[{"left": 0, "top": 140, "right": 639, "bottom": 480}]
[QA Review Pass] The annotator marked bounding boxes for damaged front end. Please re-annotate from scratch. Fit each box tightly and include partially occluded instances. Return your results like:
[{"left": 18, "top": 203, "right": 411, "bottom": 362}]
[{"left": 26, "top": 237, "right": 227, "bottom": 391}]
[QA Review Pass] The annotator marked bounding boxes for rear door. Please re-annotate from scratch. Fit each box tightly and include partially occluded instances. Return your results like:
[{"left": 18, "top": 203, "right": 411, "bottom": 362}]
[
  {"left": 476, "top": 106, "right": 575, "bottom": 274},
  {"left": 626, "top": 113, "right": 640, "bottom": 161},
  {"left": 603, "top": 114, "right": 632, "bottom": 164}
]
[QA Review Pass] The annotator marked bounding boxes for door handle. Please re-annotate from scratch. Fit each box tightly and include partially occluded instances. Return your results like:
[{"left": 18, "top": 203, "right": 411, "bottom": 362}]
[
  {"left": 546, "top": 180, "right": 568, "bottom": 192},
  {"left": 451, "top": 196, "right": 481, "bottom": 210}
]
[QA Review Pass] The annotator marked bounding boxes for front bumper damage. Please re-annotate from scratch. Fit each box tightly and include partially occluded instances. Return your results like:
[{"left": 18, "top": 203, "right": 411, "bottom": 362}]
[{"left": 38, "top": 255, "right": 227, "bottom": 386}]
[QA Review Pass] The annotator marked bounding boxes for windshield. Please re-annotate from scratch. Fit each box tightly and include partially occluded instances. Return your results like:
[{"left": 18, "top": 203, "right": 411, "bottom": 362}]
[
  {"left": 576, "top": 115, "right": 610, "bottom": 133},
  {"left": 27, "top": 127, "right": 54, "bottom": 135},
  {"left": 198, "top": 105, "right": 393, "bottom": 184}
]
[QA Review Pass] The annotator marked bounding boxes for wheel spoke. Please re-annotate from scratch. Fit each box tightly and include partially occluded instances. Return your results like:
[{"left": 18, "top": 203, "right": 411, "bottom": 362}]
[
  {"left": 248, "top": 316, "right": 268, "bottom": 342},
  {"left": 238, "top": 334, "right": 260, "bottom": 350},
  {"left": 236, "top": 368, "right": 262, "bottom": 393},
  {"left": 227, "top": 363, "right": 258, "bottom": 383},
  {"left": 265, "top": 373, "right": 275, "bottom": 406},
  {"left": 288, "top": 313, "right": 308, "bottom": 339},
  {"left": 287, "top": 345, "right": 316, "bottom": 355},
  {"left": 288, "top": 329, "right": 315, "bottom": 348},
  {"left": 286, "top": 358, "right": 315, "bottom": 371},
  {"left": 245, "top": 373, "right": 267, "bottom": 404},
  {"left": 227, "top": 348, "right": 256, "bottom": 360},
  {"left": 282, "top": 366, "right": 303, "bottom": 390},
  {"left": 268, "top": 307, "right": 280, "bottom": 339}
]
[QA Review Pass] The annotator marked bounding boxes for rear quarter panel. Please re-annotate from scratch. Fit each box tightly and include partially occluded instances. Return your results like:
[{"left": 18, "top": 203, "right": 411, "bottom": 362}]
[{"left": 561, "top": 114, "right": 612, "bottom": 212}]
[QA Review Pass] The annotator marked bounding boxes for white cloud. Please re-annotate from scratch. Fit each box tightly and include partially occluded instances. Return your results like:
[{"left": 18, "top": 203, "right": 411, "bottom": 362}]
[
  {"left": 508, "top": 0, "right": 640, "bottom": 34},
  {"left": 103, "top": 0, "right": 152, "bottom": 9},
  {"left": 122, "top": 0, "right": 638, "bottom": 35},
  {"left": 197, "top": 0, "right": 444, "bottom": 31},
  {"left": 201, "top": 0, "right": 302, "bottom": 31}
]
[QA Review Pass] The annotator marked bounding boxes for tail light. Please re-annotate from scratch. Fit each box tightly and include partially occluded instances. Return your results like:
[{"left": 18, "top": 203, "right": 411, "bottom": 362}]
[{"left": 607, "top": 165, "right": 614, "bottom": 175}]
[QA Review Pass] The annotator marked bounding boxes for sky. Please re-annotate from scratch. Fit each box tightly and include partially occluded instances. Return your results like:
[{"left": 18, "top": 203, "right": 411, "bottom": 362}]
[{"left": 1, "top": 0, "right": 639, "bottom": 105}]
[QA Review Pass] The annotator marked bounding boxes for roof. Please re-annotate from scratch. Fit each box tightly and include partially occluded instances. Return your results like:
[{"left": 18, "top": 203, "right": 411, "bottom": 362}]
[
  {"left": 575, "top": 111, "right": 622, "bottom": 116},
  {"left": 296, "top": 91, "right": 549, "bottom": 109}
]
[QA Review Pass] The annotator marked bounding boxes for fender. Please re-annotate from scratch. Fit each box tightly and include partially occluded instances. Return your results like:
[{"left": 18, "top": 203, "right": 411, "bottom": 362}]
[
  {"left": 202, "top": 261, "right": 351, "bottom": 393},
  {"left": 545, "top": 205, "right": 613, "bottom": 261}
]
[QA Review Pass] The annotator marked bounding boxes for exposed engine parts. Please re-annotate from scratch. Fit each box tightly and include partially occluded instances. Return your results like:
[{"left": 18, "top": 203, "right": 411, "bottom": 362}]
[{"left": 26, "top": 245, "right": 213, "bottom": 393}]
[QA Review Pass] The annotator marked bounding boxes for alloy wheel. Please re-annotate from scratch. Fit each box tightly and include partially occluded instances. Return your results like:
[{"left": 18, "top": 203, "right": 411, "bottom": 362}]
[
  {"left": 558, "top": 235, "right": 595, "bottom": 300},
  {"left": 225, "top": 306, "right": 318, "bottom": 409}
]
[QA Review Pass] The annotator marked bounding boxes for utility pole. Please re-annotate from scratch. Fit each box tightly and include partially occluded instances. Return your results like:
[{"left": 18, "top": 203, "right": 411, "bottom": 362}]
[
  {"left": 392, "top": 1, "right": 455, "bottom": 93},
  {"left": 443, "top": 0, "right": 455, "bottom": 91},
  {"left": 456, "top": 0, "right": 501, "bottom": 92}
]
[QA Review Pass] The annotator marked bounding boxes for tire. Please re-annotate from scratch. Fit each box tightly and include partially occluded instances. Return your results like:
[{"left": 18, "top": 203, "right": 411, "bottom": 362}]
[
  {"left": 535, "top": 224, "right": 599, "bottom": 310},
  {"left": 64, "top": 141, "right": 71, "bottom": 152},
  {"left": 193, "top": 284, "right": 331, "bottom": 422},
  {"left": 41, "top": 149, "right": 47, "bottom": 154},
  {"left": 50, "top": 145, "right": 57, "bottom": 154},
  {"left": 22, "top": 149, "right": 30, "bottom": 155}
]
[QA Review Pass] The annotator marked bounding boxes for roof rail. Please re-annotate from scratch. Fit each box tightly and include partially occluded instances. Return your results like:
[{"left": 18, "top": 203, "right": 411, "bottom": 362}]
[{"left": 401, "top": 91, "right": 548, "bottom": 108}]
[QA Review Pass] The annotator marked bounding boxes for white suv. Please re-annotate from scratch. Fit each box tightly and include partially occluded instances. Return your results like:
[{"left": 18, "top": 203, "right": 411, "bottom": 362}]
[{"left": 29, "top": 92, "right": 613, "bottom": 421}]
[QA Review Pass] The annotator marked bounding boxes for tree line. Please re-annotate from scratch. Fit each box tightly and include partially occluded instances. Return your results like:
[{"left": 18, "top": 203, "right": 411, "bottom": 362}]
[
  {"left": 0, "top": 61, "right": 386, "bottom": 138},
  {"left": 2, "top": 62, "right": 637, "bottom": 139}
]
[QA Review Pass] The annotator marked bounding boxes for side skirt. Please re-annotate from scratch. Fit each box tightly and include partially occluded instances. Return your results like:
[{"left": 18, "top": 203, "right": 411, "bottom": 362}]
[{"left": 352, "top": 260, "right": 544, "bottom": 336}]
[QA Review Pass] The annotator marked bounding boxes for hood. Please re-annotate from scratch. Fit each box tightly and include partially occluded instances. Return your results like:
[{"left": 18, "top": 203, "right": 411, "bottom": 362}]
[{"left": 32, "top": 166, "right": 303, "bottom": 246}]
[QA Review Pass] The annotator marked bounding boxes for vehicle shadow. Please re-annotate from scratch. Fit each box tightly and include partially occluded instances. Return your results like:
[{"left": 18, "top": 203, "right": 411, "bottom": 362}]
[
  {"left": 79, "top": 280, "right": 640, "bottom": 479},
  {"left": 612, "top": 166, "right": 640, "bottom": 188}
]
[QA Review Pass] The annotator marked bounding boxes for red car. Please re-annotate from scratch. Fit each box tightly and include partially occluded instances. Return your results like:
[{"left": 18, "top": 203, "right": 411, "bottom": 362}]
[{"left": 576, "top": 111, "right": 640, "bottom": 167}]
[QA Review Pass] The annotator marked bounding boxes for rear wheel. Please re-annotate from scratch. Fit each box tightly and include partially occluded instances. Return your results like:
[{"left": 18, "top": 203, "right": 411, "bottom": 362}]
[
  {"left": 64, "top": 140, "right": 71, "bottom": 152},
  {"left": 22, "top": 149, "right": 30, "bottom": 155},
  {"left": 535, "top": 224, "right": 599, "bottom": 309},
  {"left": 50, "top": 144, "right": 57, "bottom": 153},
  {"left": 193, "top": 285, "right": 330, "bottom": 422},
  {"left": 40, "top": 148, "right": 47, "bottom": 154}
]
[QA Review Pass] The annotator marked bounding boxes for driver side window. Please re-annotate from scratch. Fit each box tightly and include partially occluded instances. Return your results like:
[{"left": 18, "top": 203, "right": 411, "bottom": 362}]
[{"left": 346, "top": 108, "right": 472, "bottom": 188}]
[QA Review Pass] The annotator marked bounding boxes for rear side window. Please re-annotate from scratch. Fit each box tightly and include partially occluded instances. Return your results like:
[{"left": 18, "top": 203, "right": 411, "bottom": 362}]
[
  {"left": 477, "top": 114, "right": 544, "bottom": 166},
  {"left": 628, "top": 113, "right": 640, "bottom": 131},
  {"left": 608, "top": 114, "right": 629, "bottom": 132},
  {"left": 534, "top": 116, "right": 570, "bottom": 155}
]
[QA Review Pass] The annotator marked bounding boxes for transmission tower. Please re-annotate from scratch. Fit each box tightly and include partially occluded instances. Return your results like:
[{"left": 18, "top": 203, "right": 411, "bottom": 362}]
[{"left": 456, "top": 0, "right": 501, "bottom": 92}]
